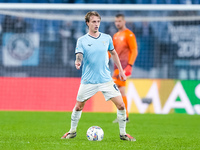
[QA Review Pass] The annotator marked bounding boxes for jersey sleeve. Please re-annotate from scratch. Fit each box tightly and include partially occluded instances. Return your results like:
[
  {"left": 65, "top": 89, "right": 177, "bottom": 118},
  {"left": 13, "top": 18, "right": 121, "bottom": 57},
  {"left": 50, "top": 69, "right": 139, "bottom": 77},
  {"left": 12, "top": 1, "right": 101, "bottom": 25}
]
[
  {"left": 108, "top": 35, "right": 114, "bottom": 51},
  {"left": 127, "top": 32, "right": 138, "bottom": 65},
  {"left": 75, "top": 38, "right": 84, "bottom": 54}
]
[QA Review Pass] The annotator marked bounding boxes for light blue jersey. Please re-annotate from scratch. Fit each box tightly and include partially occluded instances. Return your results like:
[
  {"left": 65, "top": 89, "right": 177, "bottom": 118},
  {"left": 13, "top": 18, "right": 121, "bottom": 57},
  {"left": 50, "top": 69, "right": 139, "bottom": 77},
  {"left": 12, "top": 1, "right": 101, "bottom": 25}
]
[{"left": 75, "top": 33, "right": 114, "bottom": 84}]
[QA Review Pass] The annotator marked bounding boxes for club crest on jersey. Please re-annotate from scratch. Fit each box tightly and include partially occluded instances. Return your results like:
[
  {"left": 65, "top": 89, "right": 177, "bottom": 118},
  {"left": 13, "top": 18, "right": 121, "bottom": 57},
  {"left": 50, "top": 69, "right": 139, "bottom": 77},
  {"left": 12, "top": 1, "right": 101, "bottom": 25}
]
[
  {"left": 120, "top": 37, "right": 124, "bottom": 41},
  {"left": 102, "top": 41, "right": 107, "bottom": 46}
]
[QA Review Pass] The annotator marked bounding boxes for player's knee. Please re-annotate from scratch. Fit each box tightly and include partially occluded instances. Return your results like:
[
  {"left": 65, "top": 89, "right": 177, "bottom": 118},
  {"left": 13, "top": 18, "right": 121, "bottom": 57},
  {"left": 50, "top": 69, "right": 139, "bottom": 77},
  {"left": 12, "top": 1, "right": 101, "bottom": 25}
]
[
  {"left": 74, "top": 101, "right": 86, "bottom": 111},
  {"left": 117, "top": 102, "right": 125, "bottom": 110},
  {"left": 74, "top": 105, "right": 83, "bottom": 111}
]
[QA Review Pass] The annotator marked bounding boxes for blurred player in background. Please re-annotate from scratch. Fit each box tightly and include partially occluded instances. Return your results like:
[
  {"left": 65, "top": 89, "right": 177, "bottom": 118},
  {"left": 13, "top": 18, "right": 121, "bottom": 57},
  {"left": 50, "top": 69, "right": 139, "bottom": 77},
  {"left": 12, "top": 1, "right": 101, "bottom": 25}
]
[
  {"left": 111, "top": 14, "right": 138, "bottom": 123},
  {"left": 61, "top": 11, "right": 136, "bottom": 141}
]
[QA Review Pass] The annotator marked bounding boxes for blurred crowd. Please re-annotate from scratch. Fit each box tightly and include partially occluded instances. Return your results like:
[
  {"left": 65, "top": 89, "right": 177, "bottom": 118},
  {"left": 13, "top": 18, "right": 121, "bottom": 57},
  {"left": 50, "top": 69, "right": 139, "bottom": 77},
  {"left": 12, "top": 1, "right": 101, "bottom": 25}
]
[
  {"left": 0, "top": 0, "right": 199, "bottom": 4},
  {"left": 0, "top": 1, "right": 200, "bottom": 79}
]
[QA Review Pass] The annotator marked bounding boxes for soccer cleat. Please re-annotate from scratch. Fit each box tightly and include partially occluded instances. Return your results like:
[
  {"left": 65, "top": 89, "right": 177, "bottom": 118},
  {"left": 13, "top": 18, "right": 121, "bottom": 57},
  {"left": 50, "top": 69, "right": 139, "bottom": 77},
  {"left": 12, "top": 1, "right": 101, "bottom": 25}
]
[
  {"left": 112, "top": 118, "right": 130, "bottom": 123},
  {"left": 120, "top": 134, "right": 136, "bottom": 142},
  {"left": 61, "top": 132, "right": 76, "bottom": 139}
]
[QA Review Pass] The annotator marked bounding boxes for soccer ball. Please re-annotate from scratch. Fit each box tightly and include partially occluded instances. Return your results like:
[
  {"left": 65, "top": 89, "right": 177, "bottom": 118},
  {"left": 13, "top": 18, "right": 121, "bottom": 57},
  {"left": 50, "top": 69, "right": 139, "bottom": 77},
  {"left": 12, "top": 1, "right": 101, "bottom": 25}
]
[{"left": 86, "top": 126, "right": 104, "bottom": 141}]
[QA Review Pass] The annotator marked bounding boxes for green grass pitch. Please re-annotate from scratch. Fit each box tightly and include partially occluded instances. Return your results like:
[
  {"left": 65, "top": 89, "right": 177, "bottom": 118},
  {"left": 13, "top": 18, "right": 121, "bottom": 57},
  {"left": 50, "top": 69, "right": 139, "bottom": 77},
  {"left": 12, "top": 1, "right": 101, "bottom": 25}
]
[{"left": 0, "top": 111, "right": 199, "bottom": 150}]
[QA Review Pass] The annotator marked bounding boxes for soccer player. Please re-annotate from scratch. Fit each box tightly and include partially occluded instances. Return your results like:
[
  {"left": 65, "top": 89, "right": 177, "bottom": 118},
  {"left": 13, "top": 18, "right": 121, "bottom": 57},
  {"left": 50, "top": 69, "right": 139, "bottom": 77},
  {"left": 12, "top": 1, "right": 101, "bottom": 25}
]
[
  {"left": 111, "top": 14, "right": 138, "bottom": 123},
  {"left": 61, "top": 11, "right": 136, "bottom": 142}
]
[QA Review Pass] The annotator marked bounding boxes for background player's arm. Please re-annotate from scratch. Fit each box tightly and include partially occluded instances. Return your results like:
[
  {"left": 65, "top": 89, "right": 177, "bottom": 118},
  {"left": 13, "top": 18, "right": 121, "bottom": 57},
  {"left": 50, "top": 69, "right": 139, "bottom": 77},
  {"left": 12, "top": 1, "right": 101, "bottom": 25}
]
[
  {"left": 109, "top": 49, "right": 126, "bottom": 81},
  {"left": 75, "top": 53, "right": 83, "bottom": 70},
  {"left": 127, "top": 33, "right": 138, "bottom": 66},
  {"left": 124, "top": 33, "right": 138, "bottom": 76}
]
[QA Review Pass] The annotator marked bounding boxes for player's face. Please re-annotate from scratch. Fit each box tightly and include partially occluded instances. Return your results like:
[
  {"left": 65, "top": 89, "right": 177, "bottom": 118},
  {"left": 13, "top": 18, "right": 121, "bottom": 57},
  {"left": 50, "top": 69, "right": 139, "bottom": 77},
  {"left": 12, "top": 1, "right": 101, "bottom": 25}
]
[
  {"left": 115, "top": 17, "right": 125, "bottom": 30},
  {"left": 87, "top": 15, "right": 101, "bottom": 33}
]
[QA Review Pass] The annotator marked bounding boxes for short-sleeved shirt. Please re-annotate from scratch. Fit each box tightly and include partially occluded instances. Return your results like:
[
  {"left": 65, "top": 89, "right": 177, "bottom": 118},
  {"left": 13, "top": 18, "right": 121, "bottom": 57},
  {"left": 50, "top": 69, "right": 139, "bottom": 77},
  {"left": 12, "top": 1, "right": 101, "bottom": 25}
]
[{"left": 75, "top": 33, "right": 114, "bottom": 84}]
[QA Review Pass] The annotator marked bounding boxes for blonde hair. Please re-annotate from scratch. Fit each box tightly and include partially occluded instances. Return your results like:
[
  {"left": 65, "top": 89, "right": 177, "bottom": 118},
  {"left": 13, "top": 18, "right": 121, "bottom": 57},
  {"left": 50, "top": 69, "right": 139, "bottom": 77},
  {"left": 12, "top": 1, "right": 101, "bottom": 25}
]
[{"left": 85, "top": 11, "right": 101, "bottom": 23}]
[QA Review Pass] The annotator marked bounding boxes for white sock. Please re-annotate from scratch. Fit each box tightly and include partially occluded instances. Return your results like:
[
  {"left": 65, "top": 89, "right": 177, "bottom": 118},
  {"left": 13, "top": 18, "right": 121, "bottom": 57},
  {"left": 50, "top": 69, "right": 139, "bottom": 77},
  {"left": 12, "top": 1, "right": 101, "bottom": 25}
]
[
  {"left": 69, "top": 108, "right": 82, "bottom": 133},
  {"left": 117, "top": 109, "right": 127, "bottom": 135}
]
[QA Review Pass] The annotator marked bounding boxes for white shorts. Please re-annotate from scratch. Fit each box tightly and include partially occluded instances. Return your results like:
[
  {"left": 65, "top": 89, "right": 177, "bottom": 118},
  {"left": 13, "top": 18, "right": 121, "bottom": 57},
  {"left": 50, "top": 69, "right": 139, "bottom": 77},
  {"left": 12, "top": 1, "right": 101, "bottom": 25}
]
[{"left": 76, "top": 81, "right": 121, "bottom": 102}]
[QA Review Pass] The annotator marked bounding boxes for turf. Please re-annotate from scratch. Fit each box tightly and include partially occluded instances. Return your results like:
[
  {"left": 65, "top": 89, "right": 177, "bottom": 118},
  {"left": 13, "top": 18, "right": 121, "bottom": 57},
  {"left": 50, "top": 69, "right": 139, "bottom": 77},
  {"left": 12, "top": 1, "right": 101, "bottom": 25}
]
[{"left": 0, "top": 111, "right": 199, "bottom": 150}]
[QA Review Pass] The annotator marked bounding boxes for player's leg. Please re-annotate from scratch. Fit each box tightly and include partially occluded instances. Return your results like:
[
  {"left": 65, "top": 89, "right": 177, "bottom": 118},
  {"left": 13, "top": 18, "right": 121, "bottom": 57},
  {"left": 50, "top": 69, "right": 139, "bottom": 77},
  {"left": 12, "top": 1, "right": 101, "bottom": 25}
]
[
  {"left": 118, "top": 86, "right": 129, "bottom": 122},
  {"left": 61, "top": 83, "right": 97, "bottom": 139},
  {"left": 61, "top": 100, "right": 86, "bottom": 139},
  {"left": 110, "top": 96, "right": 126, "bottom": 135},
  {"left": 111, "top": 96, "right": 136, "bottom": 141},
  {"left": 112, "top": 77, "right": 128, "bottom": 123},
  {"left": 101, "top": 81, "right": 126, "bottom": 131},
  {"left": 101, "top": 81, "right": 136, "bottom": 141},
  {"left": 70, "top": 101, "right": 86, "bottom": 132}
]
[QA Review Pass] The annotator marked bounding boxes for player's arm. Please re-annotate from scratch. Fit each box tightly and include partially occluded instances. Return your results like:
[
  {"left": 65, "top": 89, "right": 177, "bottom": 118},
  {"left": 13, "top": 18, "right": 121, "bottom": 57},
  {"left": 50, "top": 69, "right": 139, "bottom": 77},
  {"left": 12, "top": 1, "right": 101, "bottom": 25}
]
[
  {"left": 108, "top": 51, "right": 111, "bottom": 59},
  {"left": 109, "top": 49, "right": 126, "bottom": 81},
  {"left": 124, "top": 33, "right": 138, "bottom": 76},
  {"left": 128, "top": 33, "right": 138, "bottom": 65},
  {"left": 75, "top": 52, "right": 83, "bottom": 70}
]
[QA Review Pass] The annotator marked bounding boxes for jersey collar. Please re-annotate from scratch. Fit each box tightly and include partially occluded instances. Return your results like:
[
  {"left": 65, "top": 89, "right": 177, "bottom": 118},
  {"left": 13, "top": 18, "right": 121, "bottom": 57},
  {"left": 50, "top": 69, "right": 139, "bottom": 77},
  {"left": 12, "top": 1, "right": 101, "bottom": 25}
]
[{"left": 88, "top": 33, "right": 101, "bottom": 39}]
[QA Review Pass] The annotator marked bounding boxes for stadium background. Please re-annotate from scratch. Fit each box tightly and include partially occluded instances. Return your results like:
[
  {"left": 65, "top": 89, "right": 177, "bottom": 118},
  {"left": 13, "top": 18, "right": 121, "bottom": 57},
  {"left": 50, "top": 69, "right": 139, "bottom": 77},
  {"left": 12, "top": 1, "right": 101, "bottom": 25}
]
[{"left": 0, "top": 0, "right": 200, "bottom": 115}]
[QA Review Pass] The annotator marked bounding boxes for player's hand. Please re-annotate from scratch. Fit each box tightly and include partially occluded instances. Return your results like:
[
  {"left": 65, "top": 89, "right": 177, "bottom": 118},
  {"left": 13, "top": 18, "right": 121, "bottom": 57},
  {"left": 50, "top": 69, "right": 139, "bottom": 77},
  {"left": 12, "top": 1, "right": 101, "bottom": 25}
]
[
  {"left": 119, "top": 70, "right": 127, "bottom": 81},
  {"left": 75, "top": 60, "right": 81, "bottom": 70},
  {"left": 124, "top": 65, "right": 132, "bottom": 77}
]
